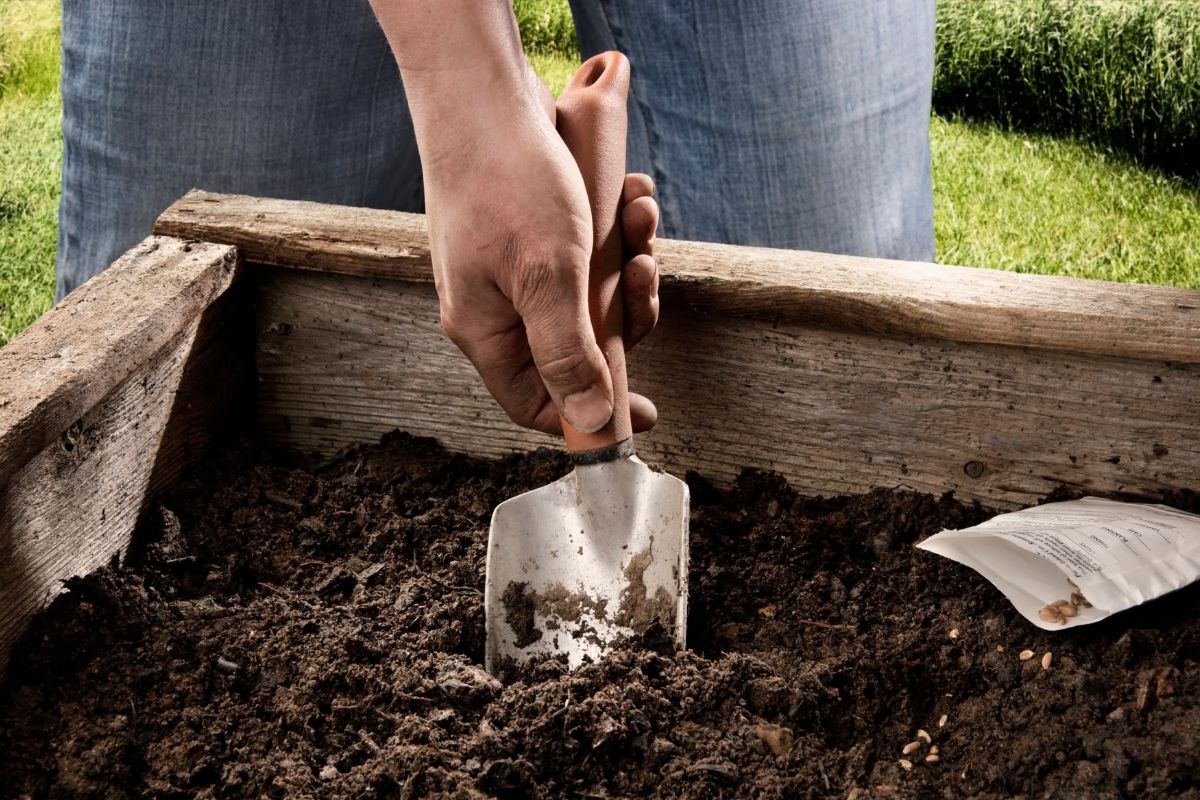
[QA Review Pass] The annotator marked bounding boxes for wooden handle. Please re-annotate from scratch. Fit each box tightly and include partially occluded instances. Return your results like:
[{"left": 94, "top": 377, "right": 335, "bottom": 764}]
[{"left": 555, "top": 51, "right": 633, "bottom": 454}]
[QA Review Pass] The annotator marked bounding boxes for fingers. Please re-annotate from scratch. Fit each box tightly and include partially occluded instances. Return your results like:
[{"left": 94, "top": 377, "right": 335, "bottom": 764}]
[
  {"left": 621, "top": 175, "right": 658, "bottom": 258},
  {"left": 629, "top": 392, "right": 658, "bottom": 433},
  {"left": 439, "top": 283, "right": 564, "bottom": 434},
  {"left": 620, "top": 173, "right": 660, "bottom": 350},
  {"left": 446, "top": 268, "right": 651, "bottom": 436},
  {"left": 622, "top": 172, "right": 655, "bottom": 206},
  {"left": 441, "top": 172, "right": 661, "bottom": 437},
  {"left": 622, "top": 253, "right": 659, "bottom": 349},
  {"left": 622, "top": 197, "right": 658, "bottom": 260},
  {"left": 510, "top": 252, "right": 615, "bottom": 434}
]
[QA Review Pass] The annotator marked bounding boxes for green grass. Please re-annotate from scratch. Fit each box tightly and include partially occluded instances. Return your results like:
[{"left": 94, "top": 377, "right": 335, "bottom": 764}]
[
  {"left": 936, "top": 0, "right": 1200, "bottom": 177},
  {"left": 932, "top": 116, "right": 1200, "bottom": 286},
  {"left": 513, "top": 0, "right": 578, "bottom": 57},
  {"left": 0, "top": 0, "right": 60, "bottom": 343},
  {"left": 0, "top": 95, "right": 60, "bottom": 341},
  {"left": 527, "top": 52, "right": 577, "bottom": 97},
  {"left": 0, "top": 0, "right": 60, "bottom": 99},
  {"left": 1, "top": 0, "right": 1199, "bottom": 347}
]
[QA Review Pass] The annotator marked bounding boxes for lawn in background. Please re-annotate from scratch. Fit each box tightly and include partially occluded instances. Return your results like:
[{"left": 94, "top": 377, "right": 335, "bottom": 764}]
[
  {"left": 936, "top": 0, "right": 1200, "bottom": 179},
  {"left": 933, "top": 116, "right": 1200, "bottom": 286},
  {"left": 2, "top": 3, "right": 1200, "bottom": 345},
  {"left": 0, "top": 0, "right": 60, "bottom": 343}
]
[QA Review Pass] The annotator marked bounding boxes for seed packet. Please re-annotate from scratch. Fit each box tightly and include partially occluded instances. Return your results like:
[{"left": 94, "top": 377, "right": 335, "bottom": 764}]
[{"left": 917, "top": 497, "right": 1200, "bottom": 630}]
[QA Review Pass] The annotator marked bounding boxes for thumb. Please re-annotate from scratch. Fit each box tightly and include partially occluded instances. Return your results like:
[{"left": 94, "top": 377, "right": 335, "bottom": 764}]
[{"left": 515, "top": 265, "right": 614, "bottom": 435}]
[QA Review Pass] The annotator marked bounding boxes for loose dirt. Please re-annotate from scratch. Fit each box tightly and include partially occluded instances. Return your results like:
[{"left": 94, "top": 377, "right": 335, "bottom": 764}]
[{"left": 1, "top": 432, "right": 1197, "bottom": 799}]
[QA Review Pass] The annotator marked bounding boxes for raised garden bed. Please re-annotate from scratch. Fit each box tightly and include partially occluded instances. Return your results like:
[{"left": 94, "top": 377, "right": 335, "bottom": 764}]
[{"left": 0, "top": 192, "right": 1197, "bottom": 797}]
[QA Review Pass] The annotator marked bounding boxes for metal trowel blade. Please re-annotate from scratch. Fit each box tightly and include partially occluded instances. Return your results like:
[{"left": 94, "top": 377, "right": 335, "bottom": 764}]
[{"left": 484, "top": 455, "right": 689, "bottom": 675}]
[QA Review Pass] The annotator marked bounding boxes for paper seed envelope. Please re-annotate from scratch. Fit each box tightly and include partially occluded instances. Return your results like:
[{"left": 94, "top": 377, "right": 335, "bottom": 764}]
[{"left": 919, "top": 497, "right": 1200, "bottom": 630}]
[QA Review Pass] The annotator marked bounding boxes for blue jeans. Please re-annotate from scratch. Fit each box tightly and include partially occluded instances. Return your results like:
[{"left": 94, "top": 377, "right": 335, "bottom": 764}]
[{"left": 57, "top": 0, "right": 935, "bottom": 299}]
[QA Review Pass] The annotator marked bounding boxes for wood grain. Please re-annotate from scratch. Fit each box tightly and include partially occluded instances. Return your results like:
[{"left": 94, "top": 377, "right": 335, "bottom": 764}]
[
  {"left": 157, "top": 190, "right": 1200, "bottom": 364},
  {"left": 254, "top": 269, "right": 1200, "bottom": 510},
  {"left": 0, "top": 237, "right": 239, "bottom": 488},
  {"left": 0, "top": 238, "right": 249, "bottom": 676}
]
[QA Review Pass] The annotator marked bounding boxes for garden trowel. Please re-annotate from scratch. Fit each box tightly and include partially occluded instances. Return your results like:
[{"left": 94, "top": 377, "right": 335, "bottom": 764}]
[{"left": 484, "top": 52, "right": 690, "bottom": 676}]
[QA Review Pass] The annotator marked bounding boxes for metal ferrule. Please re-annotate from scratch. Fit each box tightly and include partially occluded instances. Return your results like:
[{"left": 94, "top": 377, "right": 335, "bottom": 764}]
[{"left": 570, "top": 437, "right": 636, "bottom": 466}]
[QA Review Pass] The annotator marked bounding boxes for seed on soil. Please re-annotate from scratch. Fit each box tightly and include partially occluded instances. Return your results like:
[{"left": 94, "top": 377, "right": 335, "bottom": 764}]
[
  {"left": 938, "top": 714, "right": 948, "bottom": 728},
  {"left": 898, "top": 759, "right": 913, "bottom": 771},
  {"left": 917, "top": 729, "right": 931, "bottom": 744},
  {"left": 1019, "top": 649, "right": 1035, "bottom": 661},
  {"left": 902, "top": 741, "right": 920, "bottom": 755},
  {"left": 996, "top": 644, "right": 1004, "bottom": 652},
  {"left": 948, "top": 628, "right": 960, "bottom": 639},
  {"left": 1042, "top": 651, "right": 1053, "bottom": 670},
  {"left": 925, "top": 753, "right": 940, "bottom": 763},
  {"left": 930, "top": 745, "right": 939, "bottom": 755}
]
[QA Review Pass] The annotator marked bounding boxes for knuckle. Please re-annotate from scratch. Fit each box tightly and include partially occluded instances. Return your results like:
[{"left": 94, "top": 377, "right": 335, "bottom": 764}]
[
  {"left": 508, "top": 241, "right": 588, "bottom": 308},
  {"left": 535, "top": 345, "right": 596, "bottom": 387},
  {"left": 623, "top": 254, "right": 656, "bottom": 291},
  {"left": 438, "top": 307, "right": 467, "bottom": 347},
  {"left": 623, "top": 172, "right": 655, "bottom": 203},
  {"left": 513, "top": 260, "right": 560, "bottom": 305},
  {"left": 491, "top": 371, "right": 549, "bottom": 430},
  {"left": 506, "top": 395, "right": 545, "bottom": 430}
]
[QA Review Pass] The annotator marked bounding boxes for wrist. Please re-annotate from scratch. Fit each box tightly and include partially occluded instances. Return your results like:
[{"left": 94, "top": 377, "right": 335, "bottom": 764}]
[
  {"left": 372, "top": 0, "right": 530, "bottom": 119},
  {"left": 407, "top": 64, "right": 550, "bottom": 184}
]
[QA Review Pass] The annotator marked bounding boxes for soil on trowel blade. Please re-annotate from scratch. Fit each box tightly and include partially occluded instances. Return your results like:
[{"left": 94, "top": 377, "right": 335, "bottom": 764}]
[{"left": 1, "top": 432, "right": 1198, "bottom": 799}]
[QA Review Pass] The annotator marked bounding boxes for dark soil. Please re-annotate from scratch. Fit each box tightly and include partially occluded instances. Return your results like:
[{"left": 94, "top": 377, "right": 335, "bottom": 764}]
[{"left": 2, "top": 432, "right": 1198, "bottom": 799}]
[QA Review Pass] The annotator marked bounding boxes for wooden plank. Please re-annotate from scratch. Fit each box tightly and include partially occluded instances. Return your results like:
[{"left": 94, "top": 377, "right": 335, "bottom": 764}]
[
  {"left": 0, "top": 238, "right": 249, "bottom": 676},
  {"left": 0, "top": 237, "right": 240, "bottom": 488},
  {"left": 254, "top": 268, "right": 1200, "bottom": 510},
  {"left": 157, "top": 190, "right": 1200, "bottom": 364}
]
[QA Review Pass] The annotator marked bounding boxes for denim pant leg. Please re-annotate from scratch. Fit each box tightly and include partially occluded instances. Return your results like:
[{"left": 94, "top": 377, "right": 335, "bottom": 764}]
[
  {"left": 569, "top": 0, "right": 935, "bottom": 260},
  {"left": 57, "top": 0, "right": 422, "bottom": 299}
]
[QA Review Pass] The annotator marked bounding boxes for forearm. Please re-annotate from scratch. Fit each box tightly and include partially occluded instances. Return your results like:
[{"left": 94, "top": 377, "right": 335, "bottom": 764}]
[
  {"left": 370, "top": 0, "right": 522, "bottom": 74},
  {"left": 368, "top": 0, "right": 537, "bottom": 163}
]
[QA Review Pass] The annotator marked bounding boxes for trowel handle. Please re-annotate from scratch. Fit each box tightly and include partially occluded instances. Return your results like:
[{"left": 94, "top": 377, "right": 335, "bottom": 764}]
[{"left": 555, "top": 51, "right": 634, "bottom": 455}]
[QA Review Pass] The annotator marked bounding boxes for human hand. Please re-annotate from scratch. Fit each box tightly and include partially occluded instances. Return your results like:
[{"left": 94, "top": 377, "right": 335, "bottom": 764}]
[
  {"left": 416, "top": 67, "right": 660, "bottom": 436},
  {"left": 370, "top": 2, "right": 659, "bottom": 435}
]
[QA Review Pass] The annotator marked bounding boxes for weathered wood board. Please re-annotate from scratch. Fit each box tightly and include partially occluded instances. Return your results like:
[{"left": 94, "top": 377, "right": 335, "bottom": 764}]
[
  {"left": 254, "top": 268, "right": 1200, "bottom": 509},
  {"left": 158, "top": 190, "right": 1200, "bottom": 363},
  {"left": 0, "top": 237, "right": 247, "bottom": 675},
  {"left": 155, "top": 191, "right": 1200, "bottom": 508},
  {"left": 153, "top": 191, "right": 1200, "bottom": 510}
]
